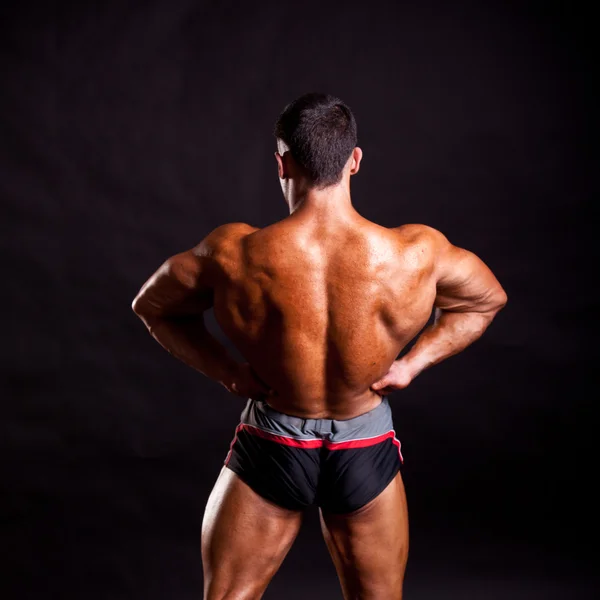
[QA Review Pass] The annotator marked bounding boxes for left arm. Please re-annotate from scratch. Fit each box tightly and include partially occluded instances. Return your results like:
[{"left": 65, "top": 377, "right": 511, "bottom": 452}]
[
  {"left": 371, "top": 226, "right": 507, "bottom": 394},
  {"left": 131, "top": 228, "right": 271, "bottom": 398}
]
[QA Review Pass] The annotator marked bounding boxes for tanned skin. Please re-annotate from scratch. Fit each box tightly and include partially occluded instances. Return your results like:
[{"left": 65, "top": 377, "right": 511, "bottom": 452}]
[{"left": 132, "top": 141, "right": 507, "bottom": 599}]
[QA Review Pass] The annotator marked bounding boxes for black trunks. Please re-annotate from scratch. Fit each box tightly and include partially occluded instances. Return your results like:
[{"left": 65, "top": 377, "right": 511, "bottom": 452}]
[{"left": 224, "top": 397, "right": 403, "bottom": 514}]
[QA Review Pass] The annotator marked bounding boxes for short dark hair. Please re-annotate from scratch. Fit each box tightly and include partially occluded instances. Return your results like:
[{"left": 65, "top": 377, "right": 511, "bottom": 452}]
[{"left": 274, "top": 93, "right": 357, "bottom": 188}]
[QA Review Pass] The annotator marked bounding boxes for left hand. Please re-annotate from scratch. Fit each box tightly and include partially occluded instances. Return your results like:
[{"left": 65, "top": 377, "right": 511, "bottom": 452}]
[
  {"left": 370, "top": 359, "right": 414, "bottom": 396},
  {"left": 222, "top": 362, "right": 275, "bottom": 400}
]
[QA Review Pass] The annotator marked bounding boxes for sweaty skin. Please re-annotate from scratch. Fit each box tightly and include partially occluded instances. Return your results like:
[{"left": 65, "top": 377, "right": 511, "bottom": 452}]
[
  {"left": 132, "top": 143, "right": 507, "bottom": 600},
  {"left": 132, "top": 215, "right": 506, "bottom": 420}
]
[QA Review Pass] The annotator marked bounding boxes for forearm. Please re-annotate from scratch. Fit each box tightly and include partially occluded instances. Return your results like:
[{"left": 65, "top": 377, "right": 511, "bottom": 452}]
[
  {"left": 400, "top": 307, "right": 499, "bottom": 379},
  {"left": 139, "top": 314, "right": 239, "bottom": 387}
]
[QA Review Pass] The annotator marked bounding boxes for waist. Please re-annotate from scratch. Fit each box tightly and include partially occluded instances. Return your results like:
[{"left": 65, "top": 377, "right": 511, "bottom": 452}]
[
  {"left": 264, "top": 389, "right": 384, "bottom": 421},
  {"left": 239, "top": 395, "right": 393, "bottom": 442}
]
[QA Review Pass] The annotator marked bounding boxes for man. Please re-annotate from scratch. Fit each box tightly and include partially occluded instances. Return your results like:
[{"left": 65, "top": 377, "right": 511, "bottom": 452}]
[{"left": 132, "top": 93, "right": 507, "bottom": 600}]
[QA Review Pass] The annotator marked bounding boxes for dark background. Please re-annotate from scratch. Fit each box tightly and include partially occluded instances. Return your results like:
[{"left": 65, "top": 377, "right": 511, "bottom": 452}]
[{"left": 1, "top": 0, "right": 595, "bottom": 598}]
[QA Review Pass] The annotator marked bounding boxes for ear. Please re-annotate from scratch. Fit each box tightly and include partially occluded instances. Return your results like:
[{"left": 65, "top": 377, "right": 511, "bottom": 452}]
[
  {"left": 274, "top": 152, "right": 286, "bottom": 179},
  {"left": 349, "top": 146, "right": 363, "bottom": 176}
]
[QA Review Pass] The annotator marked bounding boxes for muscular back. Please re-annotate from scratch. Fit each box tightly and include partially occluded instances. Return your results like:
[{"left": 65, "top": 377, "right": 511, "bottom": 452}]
[{"left": 208, "top": 216, "right": 438, "bottom": 418}]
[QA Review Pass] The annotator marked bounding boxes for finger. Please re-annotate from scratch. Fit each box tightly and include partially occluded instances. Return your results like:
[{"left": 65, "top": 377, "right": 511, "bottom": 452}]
[{"left": 371, "top": 378, "right": 389, "bottom": 391}]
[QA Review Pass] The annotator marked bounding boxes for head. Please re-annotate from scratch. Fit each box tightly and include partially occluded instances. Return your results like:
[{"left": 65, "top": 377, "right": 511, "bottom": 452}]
[{"left": 273, "top": 93, "right": 362, "bottom": 210}]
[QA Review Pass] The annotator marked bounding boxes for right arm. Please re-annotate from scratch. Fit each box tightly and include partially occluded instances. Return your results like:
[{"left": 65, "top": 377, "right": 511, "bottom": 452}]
[
  {"left": 131, "top": 223, "right": 272, "bottom": 399},
  {"left": 372, "top": 227, "right": 508, "bottom": 393}
]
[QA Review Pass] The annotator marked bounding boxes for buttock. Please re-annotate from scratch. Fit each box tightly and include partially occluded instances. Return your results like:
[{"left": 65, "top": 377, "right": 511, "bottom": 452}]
[{"left": 224, "top": 397, "right": 403, "bottom": 513}]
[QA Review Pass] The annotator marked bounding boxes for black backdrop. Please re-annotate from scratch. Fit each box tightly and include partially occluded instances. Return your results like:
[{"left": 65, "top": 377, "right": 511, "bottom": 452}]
[{"left": 1, "top": 1, "right": 595, "bottom": 598}]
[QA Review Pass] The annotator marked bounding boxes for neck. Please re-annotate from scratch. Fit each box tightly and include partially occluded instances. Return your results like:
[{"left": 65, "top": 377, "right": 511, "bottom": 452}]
[{"left": 287, "top": 182, "right": 356, "bottom": 218}]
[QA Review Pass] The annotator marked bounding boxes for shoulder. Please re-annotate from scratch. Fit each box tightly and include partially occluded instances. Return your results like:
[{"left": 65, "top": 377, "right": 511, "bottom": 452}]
[
  {"left": 393, "top": 224, "right": 482, "bottom": 285},
  {"left": 391, "top": 223, "right": 452, "bottom": 261},
  {"left": 392, "top": 223, "right": 448, "bottom": 244},
  {"left": 168, "top": 223, "right": 257, "bottom": 277},
  {"left": 159, "top": 223, "right": 258, "bottom": 290},
  {"left": 194, "top": 222, "right": 260, "bottom": 257}
]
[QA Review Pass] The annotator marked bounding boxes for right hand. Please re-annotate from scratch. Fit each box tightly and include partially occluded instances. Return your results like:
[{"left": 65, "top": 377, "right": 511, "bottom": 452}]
[
  {"left": 370, "top": 360, "right": 414, "bottom": 396},
  {"left": 223, "top": 362, "right": 276, "bottom": 401}
]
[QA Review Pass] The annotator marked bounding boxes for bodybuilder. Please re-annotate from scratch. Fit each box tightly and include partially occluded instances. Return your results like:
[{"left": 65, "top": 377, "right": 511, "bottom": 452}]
[{"left": 132, "top": 93, "right": 507, "bottom": 599}]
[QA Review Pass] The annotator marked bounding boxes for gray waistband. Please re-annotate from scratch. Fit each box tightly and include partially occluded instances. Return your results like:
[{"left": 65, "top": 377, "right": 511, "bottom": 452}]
[{"left": 239, "top": 397, "right": 394, "bottom": 443}]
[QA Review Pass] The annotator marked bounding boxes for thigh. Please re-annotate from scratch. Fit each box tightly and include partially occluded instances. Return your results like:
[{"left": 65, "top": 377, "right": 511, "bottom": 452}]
[
  {"left": 202, "top": 466, "right": 303, "bottom": 600},
  {"left": 319, "top": 471, "right": 409, "bottom": 600}
]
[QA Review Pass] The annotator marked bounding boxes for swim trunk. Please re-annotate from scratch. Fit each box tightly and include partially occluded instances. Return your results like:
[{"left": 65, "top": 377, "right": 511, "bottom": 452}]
[{"left": 224, "top": 397, "right": 403, "bottom": 514}]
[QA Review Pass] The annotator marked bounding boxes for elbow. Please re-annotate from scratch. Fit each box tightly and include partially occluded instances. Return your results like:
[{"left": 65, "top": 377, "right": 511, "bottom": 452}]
[
  {"left": 496, "top": 288, "right": 508, "bottom": 310},
  {"left": 131, "top": 293, "right": 156, "bottom": 320},
  {"left": 477, "top": 288, "right": 507, "bottom": 323},
  {"left": 490, "top": 288, "right": 508, "bottom": 315},
  {"left": 131, "top": 298, "right": 159, "bottom": 330},
  {"left": 131, "top": 294, "right": 144, "bottom": 316},
  {"left": 131, "top": 293, "right": 171, "bottom": 325}
]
